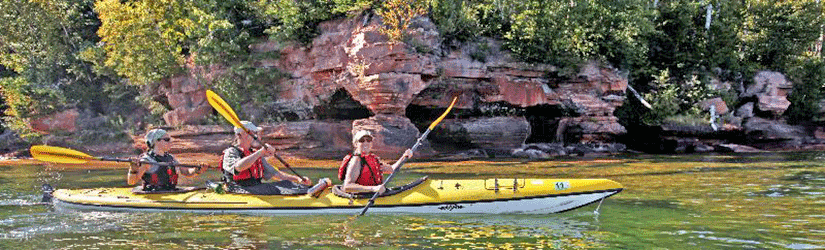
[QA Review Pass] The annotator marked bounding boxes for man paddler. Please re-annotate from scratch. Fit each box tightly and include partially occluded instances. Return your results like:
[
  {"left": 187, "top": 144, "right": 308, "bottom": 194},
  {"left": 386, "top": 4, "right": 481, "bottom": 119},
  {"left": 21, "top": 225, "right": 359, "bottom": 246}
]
[{"left": 221, "top": 120, "right": 322, "bottom": 195}]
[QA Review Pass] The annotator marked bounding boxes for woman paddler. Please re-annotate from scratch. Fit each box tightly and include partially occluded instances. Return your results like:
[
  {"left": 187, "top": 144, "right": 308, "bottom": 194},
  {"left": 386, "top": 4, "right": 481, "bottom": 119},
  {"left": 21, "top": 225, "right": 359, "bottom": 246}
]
[
  {"left": 339, "top": 130, "right": 413, "bottom": 194},
  {"left": 127, "top": 128, "right": 207, "bottom": 192}
]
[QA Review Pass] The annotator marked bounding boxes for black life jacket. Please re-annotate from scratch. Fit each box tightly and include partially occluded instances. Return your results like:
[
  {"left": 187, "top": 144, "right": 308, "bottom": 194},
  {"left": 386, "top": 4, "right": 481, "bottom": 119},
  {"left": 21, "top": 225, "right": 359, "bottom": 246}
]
[{"left": 141, "top": 151, "right": 178, "bottom": 191}]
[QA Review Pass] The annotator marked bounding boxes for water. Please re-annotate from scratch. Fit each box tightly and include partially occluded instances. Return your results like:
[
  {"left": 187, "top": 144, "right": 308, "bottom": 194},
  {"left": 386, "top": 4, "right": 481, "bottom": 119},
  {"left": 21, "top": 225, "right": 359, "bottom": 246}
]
[{"left": 1, "top": 152, "right": 824, "bottom": 249}]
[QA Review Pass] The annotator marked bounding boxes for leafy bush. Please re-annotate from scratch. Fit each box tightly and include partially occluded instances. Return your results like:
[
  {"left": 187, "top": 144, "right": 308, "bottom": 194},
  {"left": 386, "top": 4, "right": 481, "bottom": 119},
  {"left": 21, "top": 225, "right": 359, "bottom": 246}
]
[
  {"left": 429, "top": 0, "right": 480, "bottom": 44},
  {"left": 206, "top": 60, "right": 289, "bottom": 120},
  {"left": 94, "top": 0, "right": 234, "bottom": 85},
  {"left": 0, "top": 77, "right": 64, "bottom": 140},
  {"left": 331, "top": 0, "right": 375, "bottom": 16},
  {"left": 786, "top": 58, "right": 825, "bottom": 124},
  {"left": 257, "top": 0, "right": 337, "bottom": 45},
  {"left": 376, "top": 0, "right": 428, "bottom": 42},
  {"left": 741, "top": 1, "right": 822, "bottom": 71},
  {"left": 504, "top": 0, "right": 655, "bottom": 76}
]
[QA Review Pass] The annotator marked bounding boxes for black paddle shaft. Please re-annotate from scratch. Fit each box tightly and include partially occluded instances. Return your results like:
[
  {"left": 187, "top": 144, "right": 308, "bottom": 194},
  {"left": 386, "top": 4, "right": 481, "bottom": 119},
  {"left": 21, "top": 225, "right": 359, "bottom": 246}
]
[
  {"left": 248, "top": 133, "right": 305, "bottom": 179},
  {"left": 359, "top": 129, "right": 431, "bottom": 216},
  {"left": 99, "top": 157, "right": 202, "bottom": 169}
]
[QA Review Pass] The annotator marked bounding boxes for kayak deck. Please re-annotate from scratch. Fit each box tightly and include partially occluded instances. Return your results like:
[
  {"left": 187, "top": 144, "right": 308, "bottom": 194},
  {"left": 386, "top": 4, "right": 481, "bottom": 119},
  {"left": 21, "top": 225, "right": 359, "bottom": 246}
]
[{"left": 52, "top": 178, "right": 623, "bottom": 214}]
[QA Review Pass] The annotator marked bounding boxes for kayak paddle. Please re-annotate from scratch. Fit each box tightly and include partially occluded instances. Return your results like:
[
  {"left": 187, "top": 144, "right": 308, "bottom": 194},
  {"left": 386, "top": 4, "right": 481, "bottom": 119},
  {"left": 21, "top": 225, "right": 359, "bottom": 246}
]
[
  {"left": 205, "top": 89, "right": 305, "bottom": 179},
  {"left": 30, "top": 145, "right": 204, "bottom": 168},
  {"left": 359, "top": 96, "right": 458, "bottom": 216}
]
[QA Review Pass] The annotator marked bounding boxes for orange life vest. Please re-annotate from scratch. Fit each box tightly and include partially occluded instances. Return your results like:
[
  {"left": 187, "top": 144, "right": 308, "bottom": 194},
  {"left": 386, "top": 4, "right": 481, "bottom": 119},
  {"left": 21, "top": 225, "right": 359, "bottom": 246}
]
[{"left": 338, "top": 153, "right": 383, "bottom": 186}]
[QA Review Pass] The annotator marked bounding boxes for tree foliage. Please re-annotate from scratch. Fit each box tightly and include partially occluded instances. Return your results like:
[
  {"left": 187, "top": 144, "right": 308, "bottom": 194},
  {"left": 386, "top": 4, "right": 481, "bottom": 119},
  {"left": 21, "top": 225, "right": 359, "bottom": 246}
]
[
  {"left": 93, "top": 0, "right": 233, "bottom": 85},
  {"left": 0, "top": 0, "right": 118, "bottom": 139},
  {"left": 376, "top": 0, "right": 428, "bottom": 42},
  {"left": 256, "top": 0, "right": 337, "bottom": 45}
]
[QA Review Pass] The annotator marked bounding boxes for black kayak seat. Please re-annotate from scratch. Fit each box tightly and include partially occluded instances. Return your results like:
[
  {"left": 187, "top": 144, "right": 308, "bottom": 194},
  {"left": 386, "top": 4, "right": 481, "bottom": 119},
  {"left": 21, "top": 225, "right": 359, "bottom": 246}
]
[
  {"left": 333, "top": 176, "right": 428, "bottom": 199},
  {"left": 131, "top": 186, "right": 204, "bottom": 194}
]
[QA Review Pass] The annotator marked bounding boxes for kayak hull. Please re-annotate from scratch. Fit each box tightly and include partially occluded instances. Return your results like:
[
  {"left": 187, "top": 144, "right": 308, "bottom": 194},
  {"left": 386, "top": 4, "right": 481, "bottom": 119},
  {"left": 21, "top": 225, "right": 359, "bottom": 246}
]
[{"left": 52, "top": 178, "right": 623, "bottom": 214}]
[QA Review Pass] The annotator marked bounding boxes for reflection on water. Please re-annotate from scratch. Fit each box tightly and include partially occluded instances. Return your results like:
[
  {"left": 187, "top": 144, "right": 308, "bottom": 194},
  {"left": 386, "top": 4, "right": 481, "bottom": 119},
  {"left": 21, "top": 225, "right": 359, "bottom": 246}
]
[{"left": 1, "top": 152, "right": 824, "bottom": 249}]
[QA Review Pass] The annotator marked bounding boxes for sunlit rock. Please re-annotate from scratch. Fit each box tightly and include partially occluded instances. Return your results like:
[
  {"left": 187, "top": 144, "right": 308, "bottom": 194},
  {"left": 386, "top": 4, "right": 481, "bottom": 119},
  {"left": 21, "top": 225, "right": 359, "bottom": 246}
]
[
  {"left": 352, "top": 114, "right": 422, "bottom": 159},
  {"left": 29, "top": 109, "right": 79, "bottom": 133}
]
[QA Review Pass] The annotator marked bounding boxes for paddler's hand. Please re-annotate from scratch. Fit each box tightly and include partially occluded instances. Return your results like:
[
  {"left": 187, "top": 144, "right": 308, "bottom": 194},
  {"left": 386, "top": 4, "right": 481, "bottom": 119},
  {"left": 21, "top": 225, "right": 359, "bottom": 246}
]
[
  {"left": 299, "top": 176, "right": 312, "bottom": 186},
  {"left": 197, "top": 163, "right": 209, "bottom": 174},
  {"left": 128, "top": 157, "right": 140, "bottom": 168},
  {"left": 128, "top": 157, "right": 139, "bottom": 175},
  {"left": 261, "top": 143, "right": 277, "bottom": 157},
  {"left": 402, "top": 149, "right": 413, "bottom": 160},
  {"left": 139, "top": 164, "right": 151, "bottom": 172},
  {"left": 373, "top": 185, "right": 386, "bottom": 195}
]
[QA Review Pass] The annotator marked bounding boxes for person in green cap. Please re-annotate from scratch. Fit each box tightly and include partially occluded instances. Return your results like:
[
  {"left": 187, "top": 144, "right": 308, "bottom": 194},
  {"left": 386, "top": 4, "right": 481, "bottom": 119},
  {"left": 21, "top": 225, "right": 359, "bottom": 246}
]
[{"left": 127, "top": 128, "right": 207, "bottom": 192}]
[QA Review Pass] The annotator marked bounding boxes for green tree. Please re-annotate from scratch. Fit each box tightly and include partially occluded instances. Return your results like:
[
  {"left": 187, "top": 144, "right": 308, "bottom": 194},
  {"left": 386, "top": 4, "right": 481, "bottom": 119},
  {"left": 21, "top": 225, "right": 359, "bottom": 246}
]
[
  {"left": 503, "top": 0, "right": 655, "bottom": 75},
  {"left": 256, "top": 0, "right": 337, "bottom": 45},
  {"left": 92, "top": 0, "right": 233, "bottom": 85},
  {"left": 786, "top": 58, "right": 825, "bottom": 124},
  {"left": 646, "top": 0, "right": 745, "bottom": 84},
  {"left": 742, "top": 0, "right": 822, "bottom": 71},
  {"left": 0, "top": 0, "right": 116, "bottom": 139}
]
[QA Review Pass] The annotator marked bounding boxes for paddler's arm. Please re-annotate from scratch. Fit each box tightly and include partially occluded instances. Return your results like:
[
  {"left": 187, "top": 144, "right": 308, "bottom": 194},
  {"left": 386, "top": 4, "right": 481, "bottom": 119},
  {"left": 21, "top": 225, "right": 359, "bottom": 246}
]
[
  {"left": 175, "top": 157, "right": 206, "bottom": 177},
  {"left": 231, "top": 145, "right": 274, "bottom": 173},
  {"left": 385, "top": 149, "right": 414, "bottom": 173},
  {"left": 342, "top": 156, "right": 385, "bottom": 194},
  {"left": 263, "top": 160, "right": 311, "bottom": 185},
  {"left": 127, "top": 155, "right": 151, "bottom": 185}
]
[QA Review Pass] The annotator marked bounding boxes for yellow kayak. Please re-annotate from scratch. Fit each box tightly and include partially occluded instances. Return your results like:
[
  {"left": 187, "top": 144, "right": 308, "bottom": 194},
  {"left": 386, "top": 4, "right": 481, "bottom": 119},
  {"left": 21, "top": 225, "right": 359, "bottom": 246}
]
[{"left": 51, "top": 178, "right": 623, "bottom": 214}]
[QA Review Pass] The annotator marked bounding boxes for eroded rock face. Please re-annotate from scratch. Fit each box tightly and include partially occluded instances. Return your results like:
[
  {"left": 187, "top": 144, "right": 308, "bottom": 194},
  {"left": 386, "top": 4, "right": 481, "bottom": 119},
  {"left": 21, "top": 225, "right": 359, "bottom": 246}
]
[
  {"left": 352, "top": 114, "right": 421, "bottom": 159},
  {"left": 264, "top": 120, "right": 354, "bottom": 158},
  {"left": 161, "top": 76, "right": 211, "bottom": 126},
  {"left": 699, "top": 97, "right": 729, "bottom": 115},
  {"left": 437, "top": 117, "right": 530, "bottom": 155},
  {"left": 118, "top": 16, "right": 631, "bottom": 157},
  {"left": 737, "top": 102, "right": 755, "bottom": 118},
  {"left": 343, "top": 73, "right": 428, "bottom": 115},
  {"left": 744, "top": 71, "right": 793, "bottom": 116},
  {"left": 744, "top": 117, "right": 808, "bottom": 142},
  {"left": 0, "top": 130, "right": 27, "bottom": 155},
  {"left": 29, "top": 109, "right": 79, "bottom": 133}
]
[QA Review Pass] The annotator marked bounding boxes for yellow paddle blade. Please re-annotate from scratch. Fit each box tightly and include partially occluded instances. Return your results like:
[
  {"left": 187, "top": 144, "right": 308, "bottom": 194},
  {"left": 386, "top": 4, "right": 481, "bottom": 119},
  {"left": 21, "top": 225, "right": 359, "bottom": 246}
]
[
  {"left": 30, "top": 145, "right": 97, "bottom": 164},
  {"left": 428, "top": 96, "right": 458, "bottom": 130},
  {"left": 206, "top": 90, "right": 244, "bottom": 129}
]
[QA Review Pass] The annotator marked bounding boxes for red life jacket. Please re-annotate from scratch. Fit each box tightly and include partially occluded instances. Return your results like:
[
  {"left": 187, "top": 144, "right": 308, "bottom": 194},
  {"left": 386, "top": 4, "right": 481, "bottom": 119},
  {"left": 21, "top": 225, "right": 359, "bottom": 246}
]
[
  {"left": 338, "top": 153, "right": 383, "bottom": 186},
  {"left": 221, "top": 146, "right": 265, "bottom": 182}
]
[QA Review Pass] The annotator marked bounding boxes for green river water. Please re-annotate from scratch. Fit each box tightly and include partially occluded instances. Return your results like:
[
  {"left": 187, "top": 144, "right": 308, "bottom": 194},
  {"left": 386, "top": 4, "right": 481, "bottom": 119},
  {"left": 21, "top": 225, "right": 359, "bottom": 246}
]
[{"left": 1, "top": 152, "right": 823, "bottom": 249}]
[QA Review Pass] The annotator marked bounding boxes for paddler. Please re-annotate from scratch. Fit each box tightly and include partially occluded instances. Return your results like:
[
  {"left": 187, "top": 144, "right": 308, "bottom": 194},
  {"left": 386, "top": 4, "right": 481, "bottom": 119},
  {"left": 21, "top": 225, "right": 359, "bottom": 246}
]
[
  {"left": 221, "top": 120, "right": 328, "bottom": 195},
  {"left": 127, "top": 128, "right": 207, "bottom": 191},
  {"left": 339, "top": 130, "right": 413, "bottom": 194}
]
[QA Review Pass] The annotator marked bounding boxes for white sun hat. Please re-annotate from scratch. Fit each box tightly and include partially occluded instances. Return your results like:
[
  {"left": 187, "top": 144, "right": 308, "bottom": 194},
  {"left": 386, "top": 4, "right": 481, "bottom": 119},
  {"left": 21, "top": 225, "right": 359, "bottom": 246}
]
[
  {"left": 352, "top": 130, "right": 373, "bottom": 144},
  {"left": 234, "top": 120, "right": 263, "bottom": 134}
]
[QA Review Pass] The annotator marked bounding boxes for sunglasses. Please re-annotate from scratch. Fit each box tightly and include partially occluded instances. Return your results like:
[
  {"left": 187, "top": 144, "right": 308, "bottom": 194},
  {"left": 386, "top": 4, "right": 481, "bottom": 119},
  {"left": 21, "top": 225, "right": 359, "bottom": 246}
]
[
  {"left": 159, "top": 137, "right": 171, "bottom": 142},
  {"left": 358, "top": 137, "right": 373, "bottom": 143}
]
